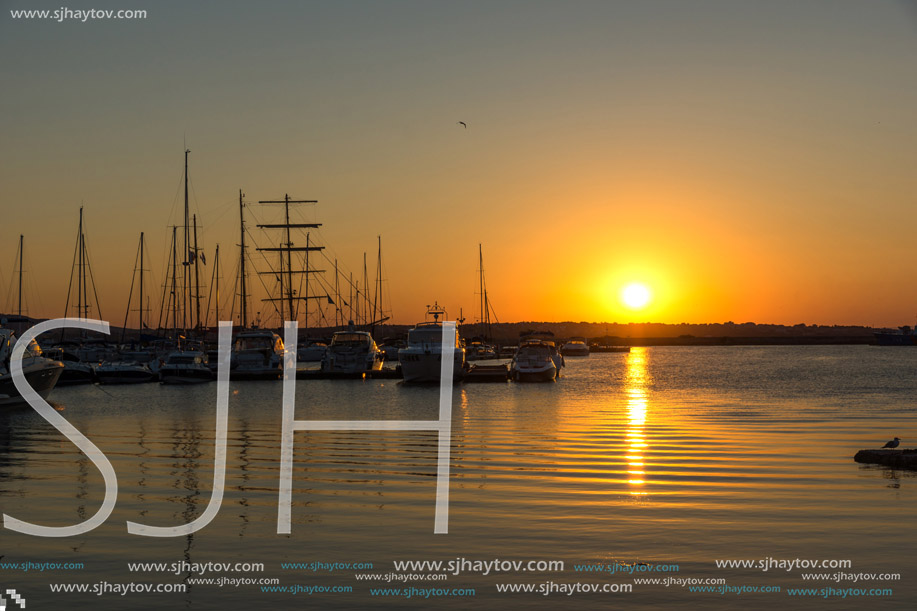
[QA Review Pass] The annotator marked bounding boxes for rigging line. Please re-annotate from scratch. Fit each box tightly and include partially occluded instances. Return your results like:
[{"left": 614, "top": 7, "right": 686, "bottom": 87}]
[
  {"left": 164, "top": 164, "right": 185, "bottom": 232},
  {"left": 120, "top": 237, "right": 142, "bottom": 343},
  {"left": 228, "top": 253, "right": 240, "bottom": 325},
  {"left": 140, "top": 236, "right": 158, "bottom": 331},
  {"left": 156, "top": 227, "right": 174, "bottom": 332},
  {"left": 82, "top": 230, "right": 104, "bottom": 321},
  {"left": 3, "top": 248, "right": 13, "bottom": 314}
]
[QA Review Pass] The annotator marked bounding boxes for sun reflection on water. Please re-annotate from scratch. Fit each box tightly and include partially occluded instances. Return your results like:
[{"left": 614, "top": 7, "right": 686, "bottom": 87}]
[{"left": 625, "top": 348, "right": 649, "bottom": 493}]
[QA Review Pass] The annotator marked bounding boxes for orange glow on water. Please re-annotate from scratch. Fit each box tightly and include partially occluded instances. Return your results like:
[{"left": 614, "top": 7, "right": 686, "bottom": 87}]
[{"left": 626, "top": 348, "right": 649, "bottom": 491}]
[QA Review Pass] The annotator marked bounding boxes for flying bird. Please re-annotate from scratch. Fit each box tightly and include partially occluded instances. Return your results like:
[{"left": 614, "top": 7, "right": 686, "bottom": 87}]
[
  {"left": 882, "top": 437, "right": 901, "bottom": 449},
  {"left": 457, "top": 121, "right": 467, "bottom": 129}
]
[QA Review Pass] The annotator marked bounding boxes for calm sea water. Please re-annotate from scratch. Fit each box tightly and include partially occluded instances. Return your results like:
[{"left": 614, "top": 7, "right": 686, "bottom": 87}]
[{"left": 1, "top": 346, "right": 915, "bottom": 609}]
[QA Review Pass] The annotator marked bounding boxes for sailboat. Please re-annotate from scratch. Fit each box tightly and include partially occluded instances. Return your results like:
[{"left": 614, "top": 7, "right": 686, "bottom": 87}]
[{"left": 466, "top": 244, "right": 498, "bottom": 361}]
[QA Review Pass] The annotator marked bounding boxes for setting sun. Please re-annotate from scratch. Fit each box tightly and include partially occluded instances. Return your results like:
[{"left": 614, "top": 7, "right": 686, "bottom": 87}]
[{"left": 622, "top": 283, "right": 652, "bottom": 310}]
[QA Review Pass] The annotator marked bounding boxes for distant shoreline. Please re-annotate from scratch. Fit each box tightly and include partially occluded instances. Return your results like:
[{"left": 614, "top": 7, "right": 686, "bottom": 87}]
[{"left": 2, "top": 314, "right": 889, "bottom": 346}]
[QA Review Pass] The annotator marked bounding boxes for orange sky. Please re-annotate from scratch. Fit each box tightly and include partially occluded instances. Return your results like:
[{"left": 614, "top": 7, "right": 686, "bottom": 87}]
[{"left": 2, "top": 1, "right": 916, "bottom": 328}]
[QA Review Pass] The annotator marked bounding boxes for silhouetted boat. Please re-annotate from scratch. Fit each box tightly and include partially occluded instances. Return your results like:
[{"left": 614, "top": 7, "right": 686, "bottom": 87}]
[
  {"left": 159, "top": 348, "right": 212, "bottom": 384},
  {"left": 561, "top": 338, "right": 590, "bottom": 356},
  {"left": 874, "top": 326, "right": 917, "bottom": 346}
]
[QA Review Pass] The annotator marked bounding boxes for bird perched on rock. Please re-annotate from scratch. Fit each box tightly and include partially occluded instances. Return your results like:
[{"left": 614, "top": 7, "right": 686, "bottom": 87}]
[{"left": 882, "top": 437, "right": 900, "bottom": 449}]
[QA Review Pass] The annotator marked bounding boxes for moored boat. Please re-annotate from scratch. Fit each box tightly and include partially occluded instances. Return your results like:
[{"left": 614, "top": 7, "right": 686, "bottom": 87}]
[
  {"left": 231, "top": 329, "right": 284, "bottom": 380},
  {"left": 296, "top": 340, "right": 328, "bottom": 362},
  {"left": 95, "top": 357, "right": 156, "bottom": 384},
  {"left": 159, "top": 349, "right": 212, "bottom": 384},
  {"left": 874, "top": 326, "right": 917, "bottom": 346},
  {"left": 561, "top": 338, "right": 590, "bottom": 357},
  {"left": 0, "top": 327, "right": 65, "bottom": 407},
  {"left": 510, "top": 339, "right": 558, "bottom": 383},
  {"left": 43, "top": 346, "right": 96, "bottom": 385},
  {"left": 398, "top": 303, "right": 464, "bottom": 383},
  {"left": 321, "top": 327, "right": 384, "bottom": 374}
]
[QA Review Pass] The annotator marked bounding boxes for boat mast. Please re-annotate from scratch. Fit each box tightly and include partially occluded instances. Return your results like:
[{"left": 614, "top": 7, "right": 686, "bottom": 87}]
[
  {"left": 334, "top": 258, "right": 340, "bottom": 328},
  {"left": 374, "top": 236, "right": 382, "bottom": 327},
  {"left": 239, "top": 190, "right": 248, "bottom": 328},
  {"left": 349, "top": 271, "right": 354, "bottom": 325},
  {"left": 17, "top": 234, "right": 23, "bottom": 317},
  {"left": 139, "top": 231, "right": 145, "bottom": 332},
  {"left": 120, "top": 233, "right": 144, "bottom": 343},
  {"left": 362, "top": 252, "right": 368, "bottom": 327},
  {"left": 214, "top": 244, "right": 220, "bottom": 324},
  {"left": 193, "top": 213, "right": 201, "bottom": 331},
  {"left": 477, "top": 243, "right": 492, "bottom": 341},
  {"left": 183, "top": 148, "right": 191, "bottom": 332},
  {"left": 78, "top": 207, "right": 85, "bottom": 319},
  {"left": 256, "top": 194, "right": 322, "bottom": 326},
  {"left": 171, "top": 225, "right": 178, "bottom": 336},
  {"left": 304, "top": 232, "right": 310, "bottom": 327},
  {"left": 478, "top": 244, "right": 484, "bottom": 333}
]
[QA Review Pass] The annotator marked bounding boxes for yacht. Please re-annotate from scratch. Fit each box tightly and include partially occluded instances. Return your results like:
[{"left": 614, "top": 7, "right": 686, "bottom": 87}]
[
  {"left": 561, "top": 338, "right": 590, "bottom": 357},
  {"left": 296, "top": 340, "right": 328, "bottom": 362},
  {"left": 231, "top": 330, "right": 284, "bottom": 380},
  {"left": 465, "top": 338, "right": 497, "bottom": 361},
  {"left": 398, "top": 303, "right": 464, "bottom": 383},
  {"left": 0, "top": 328, "right": 65, "bottom": 407},
  {"left": 95, "top": 357, "right": 156, "bottom": 384},
  {"left": 321, "top": 327, "right": 384, "bottom": 374},
  {"left": 520, "top": 331, "right": 564, "bottom": 374},
  {"left": 510, "top": 339, "right": 558, "bottom": 383},
  {"left": 159, "top": 349, "right": 212, "bottom": 384},
  {"left": 42, "top": 345, "right": 95, "bottom": 385}
]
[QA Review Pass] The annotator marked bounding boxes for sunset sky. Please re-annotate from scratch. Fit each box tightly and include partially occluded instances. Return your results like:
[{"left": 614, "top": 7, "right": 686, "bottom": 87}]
[{"left": 2, "top": 0, "right": 916, "bottom": 328}]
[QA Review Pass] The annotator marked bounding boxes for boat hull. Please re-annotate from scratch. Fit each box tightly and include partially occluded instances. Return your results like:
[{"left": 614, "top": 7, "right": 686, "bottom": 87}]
[
  {"left": 874, "top": 332, "right": 917, "bottom": 346},
  {"left": 159, "top": 366, "right": 213, "bottom": 384},
  {"left": 512, "top": 365, "right": 557, "bottom": 383},
  {"left": 57, "top": 361, "right": 96, "bottom": 385},
  {"left": 399, "top": 351, "right": 464, "bottom": 383},
  {"left": 95, "top": 363, "right": 156, "bottom": 384},
  {"left": 0, "top": 361, "right": 64, "bottom": 407}
]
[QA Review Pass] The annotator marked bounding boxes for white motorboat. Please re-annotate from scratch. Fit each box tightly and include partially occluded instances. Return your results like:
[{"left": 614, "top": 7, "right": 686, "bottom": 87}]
[
  {"left": 510, "top": 339, "right": 558, "bottom": 383},
  {"left": 519, "top": 332, "right": 564, "bottom": 375},
  {"left": 0, "top": 328, "right": 65, "bottom": 407},
  {"left": 321, "top": 328, "right": 384, "bottom": 374},
  {"left": 561, "top": 338, "right": 590, "bottom": 357},
  {"left": 159, "top": 349, "right": 212, "bottom": 384},
  {"left": 231, "top": 330, "right": 284, "bottom": 379},
  {"left": 398, "top": 303, "right": 464, "bottom": 383}
]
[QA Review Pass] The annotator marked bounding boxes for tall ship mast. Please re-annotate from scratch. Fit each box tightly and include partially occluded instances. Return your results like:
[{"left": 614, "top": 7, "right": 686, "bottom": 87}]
[{"left": 255, "top": 194, "right": 325, "bottom": 328}]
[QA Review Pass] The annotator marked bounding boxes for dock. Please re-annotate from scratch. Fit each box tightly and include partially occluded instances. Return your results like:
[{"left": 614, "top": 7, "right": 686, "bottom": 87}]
[{"left": 853, "top": 449, "right": 917, "bottom": 470}]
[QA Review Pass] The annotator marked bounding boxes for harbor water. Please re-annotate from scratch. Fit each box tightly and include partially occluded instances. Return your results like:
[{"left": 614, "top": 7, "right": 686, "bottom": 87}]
[{"left": 1, "top": 346, "right": 915, "bottom": 609}]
